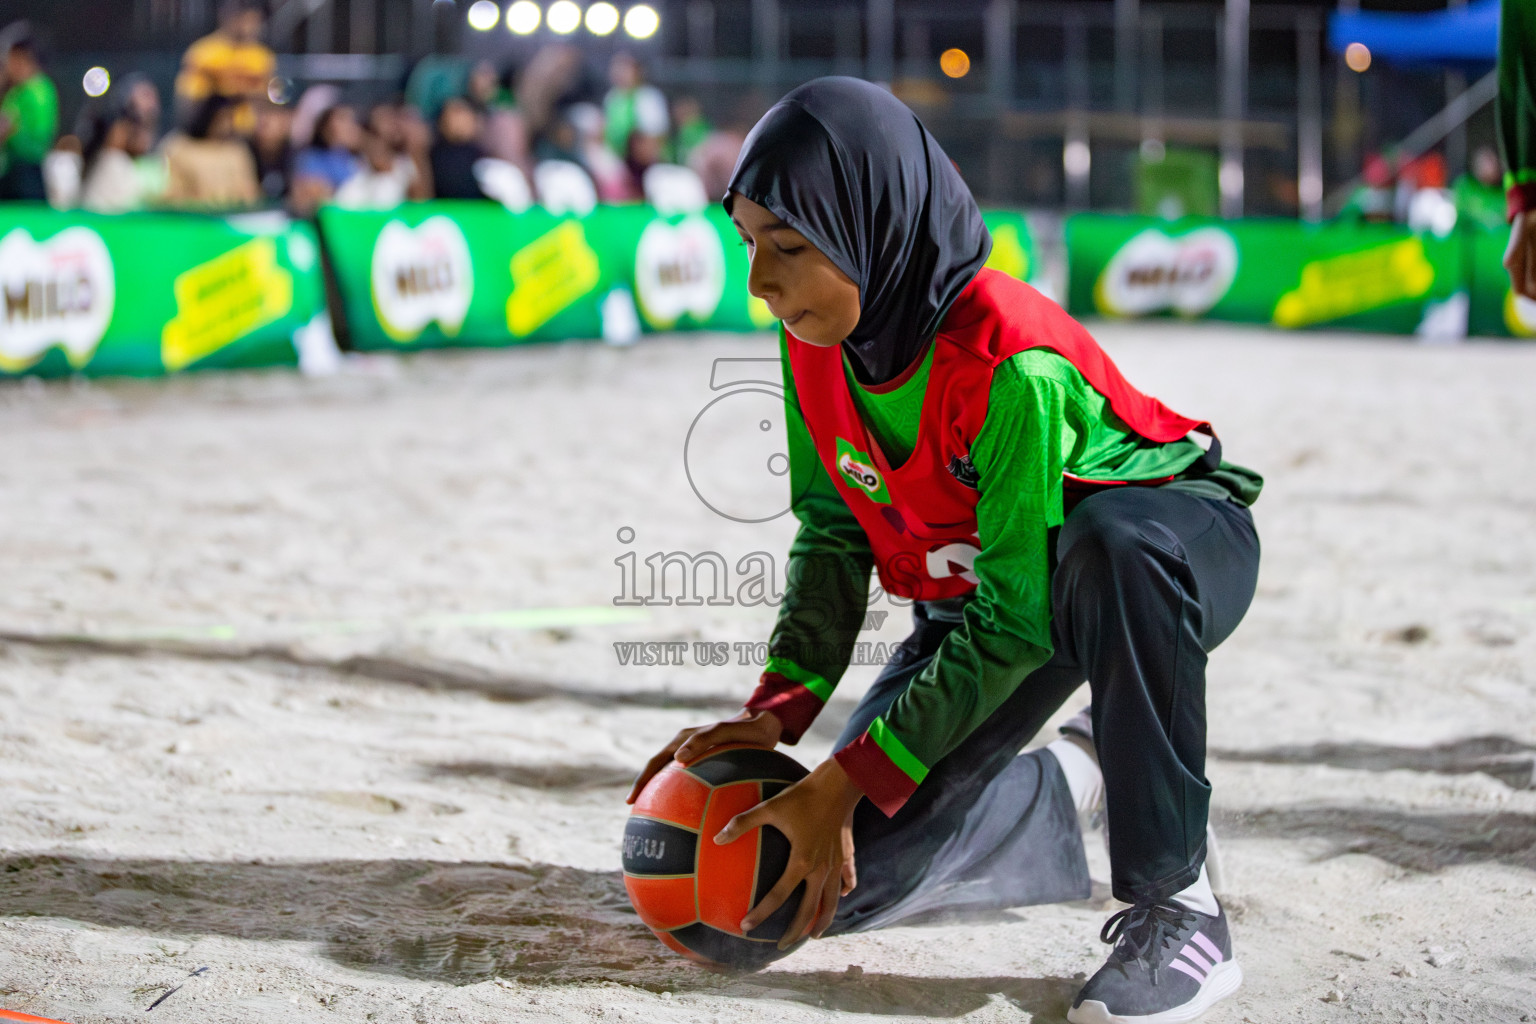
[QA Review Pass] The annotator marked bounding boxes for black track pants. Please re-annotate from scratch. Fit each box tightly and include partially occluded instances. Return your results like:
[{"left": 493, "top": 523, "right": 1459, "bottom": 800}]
[{"left": 827, "top": 487, "right": 1260, "bottom": 931}]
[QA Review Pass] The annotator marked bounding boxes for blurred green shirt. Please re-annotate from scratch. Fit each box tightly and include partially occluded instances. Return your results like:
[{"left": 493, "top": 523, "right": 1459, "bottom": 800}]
[{"left": 1, "top": 72, "right": 59, "bottom": 169}]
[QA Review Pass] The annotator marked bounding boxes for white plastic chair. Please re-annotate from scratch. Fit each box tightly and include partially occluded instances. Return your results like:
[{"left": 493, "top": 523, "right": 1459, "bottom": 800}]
[
  {"left": 473, "top": 158, "right": 534, "bottom": 213},
  {"left": 532, "top": 159, "right": 598, "bottom": 217},
  {"left": 642, "top": 163, "right": 709, "bottom": 215}
]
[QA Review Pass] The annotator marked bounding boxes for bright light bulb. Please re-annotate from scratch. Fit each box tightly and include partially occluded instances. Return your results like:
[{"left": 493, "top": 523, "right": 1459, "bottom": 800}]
[
  {"left": 1344, "top": 41, "right": 1371, "bottom": 73},
  {"left": 506, "top": 0, "right": 540, "bottom": 33},
  {"left": 82, "top": 67, "right": 111, "bottom": 98},
  {"left": 585, "top": 2, "right": 619, "bottom": 35},
  {"left": 547, "top": 0, "right": 581, "bottom": 33},
  {"left": 939, "top": 48, "right": 970, "bottom": 79},
  {"left": 623, "top": 3, "right": 659, "bottom": 39},
  {"left": 467, "top": 0, "right": 501, "bottom": 30}
]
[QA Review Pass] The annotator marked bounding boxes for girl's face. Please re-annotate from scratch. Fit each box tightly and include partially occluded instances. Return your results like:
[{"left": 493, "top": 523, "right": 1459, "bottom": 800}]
[{"left": 729, "top": 193, "right": 860, "bottom": 347}]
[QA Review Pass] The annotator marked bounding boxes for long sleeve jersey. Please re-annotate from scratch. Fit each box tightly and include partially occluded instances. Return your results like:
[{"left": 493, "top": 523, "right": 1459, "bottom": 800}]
[
  {"left": 744, "top": 328, "right": 1261, "bottom": 814},
  {"left": 1501, "top": 0, "right": 1536, "bottom": 220}
]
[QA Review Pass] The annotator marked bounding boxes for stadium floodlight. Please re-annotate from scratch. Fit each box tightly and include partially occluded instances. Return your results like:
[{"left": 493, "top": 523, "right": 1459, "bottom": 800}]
[
  {"left": 623, "top": 3, "right": 659, "bottom": 39},
  {"left": 506, "top": 0, "right": 540, "bottom": 33},
  {"left": 82, "top": 67, "right": 111, "bottom": 98},
  {"left": 548, "top": 0, "right": 581, "bottom": 33},
  {"left": 467, "top": 0, "right": 501, "bottom": 30},
  {"left": 585, "top": 2, "right": 619, "bottom": 35}
]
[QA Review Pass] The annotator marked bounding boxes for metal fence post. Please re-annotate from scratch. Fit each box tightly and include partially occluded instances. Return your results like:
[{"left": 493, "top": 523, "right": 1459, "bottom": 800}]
[
  {"left": 1115, "top": 0, "right": 1139, "bottom": 114},
  {"left": 1064, "top": 11, "right": 1091, "bottom": 209},
  {"left": 986, "top": 0, "right": 1014, "bottom": 111},
  {"left": 867, "top": 0, "right": 895, "bottom": 84},
  {"left": 752, "top": 0, "right": 780, "bottom": 90},
  {"left": 1219, "top": 0, "right": 1249, "bottom": 218},
  {"left": 1297, "top": 12, "right": 1324, "bottom": 221}
]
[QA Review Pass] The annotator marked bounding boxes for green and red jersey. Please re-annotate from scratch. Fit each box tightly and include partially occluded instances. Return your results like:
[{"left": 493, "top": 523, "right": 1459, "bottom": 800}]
[
  {"left": 1500, "top": 0, "right": 1536, "bottom": 220},
  {"left": 744, "top": 271, "right": 1261, "bottom": 815}
]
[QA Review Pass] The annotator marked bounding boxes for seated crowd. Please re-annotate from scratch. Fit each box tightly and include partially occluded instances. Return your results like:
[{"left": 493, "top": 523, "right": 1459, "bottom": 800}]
[{"left": 1, "top": 2, "right": 744, "bottom": 217}]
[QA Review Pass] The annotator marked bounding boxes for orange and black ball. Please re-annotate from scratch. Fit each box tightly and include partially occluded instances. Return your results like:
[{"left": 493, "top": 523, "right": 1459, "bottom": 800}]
[{"left": 623, "top": 745, "right": 809, "bottom": 970}]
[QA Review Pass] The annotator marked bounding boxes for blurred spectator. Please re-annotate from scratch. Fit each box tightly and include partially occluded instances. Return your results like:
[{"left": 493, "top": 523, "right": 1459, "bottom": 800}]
[
  {"left": 467, "top": 61, "right": 505, "bottom": 112},
  {"left": 568, "top": 101, "right": 630, "bottom": 201},
  {"left": 1452, "top": 145, "right": 1506, "bottom": 233},
  {"left": 289, "top": 83, "right": 340, "bottom": 151},
  {"left": 176, "top": 0, "right": 275, "bottom": 137},
  {"left": 121, "top": 74, "right": 164, "bottom": 148},
  {"left": 0, "top": 23, "right": 58, "bottom": 201},
  {"left": 680, "top": 93, "right": 752, "bottom": 201},
  {"left": 162, "top": 95, "right": 260, "bottom": 209},
  {"left": 249, "top": 101, "right": 293, "bottom": 203},
  {"left": 669, "top": 95, "right": 710, "bottom": 166},
  {"left": 335, "top": 129, "right": 416, "bottom": 209},
  {"left": 291, "top": 103, "right": 362, "bottom": 213},
  {"left": 80, "top": 102, "right": 155, "bottom": 213},
  {"left": 44, "top": 135, "right": 81, "bottom": 208},
  {"left": 517, "top": 44, "right": 588, "bottom": 144},
  {"left": 405, "top": 54, "right": 470, "bottom": 125},
  {"left": 603, "top": 53, "right": 667, "bottom": 158},
  {"left": 534, "top": 110, "right": 583, "bottom": 166},
  {"left": 366, "top": 101, "right": 432, "bottom": 200},
  {"left": 1473, "top": 144, "right": 1503, "bottom": 190},
  {"left": 688, "top": 126, "right": 747, "bottom": 203},
  {"left": 1340, "top": 151, "right": 1395, "bottom": 223},
  {"left": 624, "top": 130, "right": 663, "bottom": 200},
  {"left": 430, "top": 97, "right": 487, "bottom": 200},
  {"left": 469, "top": 61, "right": 531, "bottom": 171},
  {"left": 1395, "top": 150, "right": 1446, "bottom": 222}
]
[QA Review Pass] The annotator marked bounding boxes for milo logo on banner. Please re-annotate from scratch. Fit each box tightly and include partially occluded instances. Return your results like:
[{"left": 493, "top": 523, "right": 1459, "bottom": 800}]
[
  {"left": 370, "top": 216, "right": 473, "bottom": 342},
  {"left": 634, "top": 215, "right": 726, "bottom": 329},
  {"left": 1094, "top": 227, "right": 1238, "bottom": 318},
  {"left": 0, "top": 227, "right": 114, "bottom": 372}
]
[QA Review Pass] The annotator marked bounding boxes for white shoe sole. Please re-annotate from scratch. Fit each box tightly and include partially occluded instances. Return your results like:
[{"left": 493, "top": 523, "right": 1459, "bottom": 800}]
[{"left": 1067, "top": 958, "right": 1243, "bottom": 1024}]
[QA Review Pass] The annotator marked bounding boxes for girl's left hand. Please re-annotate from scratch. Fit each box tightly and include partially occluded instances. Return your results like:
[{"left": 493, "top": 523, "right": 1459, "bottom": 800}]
[{"left": 712, "top": 758, "right": 864, "bottom": 949}]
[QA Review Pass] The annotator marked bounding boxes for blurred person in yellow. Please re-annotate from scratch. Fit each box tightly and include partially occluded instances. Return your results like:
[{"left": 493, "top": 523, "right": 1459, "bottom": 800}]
[
  {"left": 162, "top": 95, "right": 261, "bottom": 210},
  {"left": 0, "top": 22, "right": 58, "bottom": 201},
  {"left": 175, "top": 0, "right": 275, "bottom": 137}
]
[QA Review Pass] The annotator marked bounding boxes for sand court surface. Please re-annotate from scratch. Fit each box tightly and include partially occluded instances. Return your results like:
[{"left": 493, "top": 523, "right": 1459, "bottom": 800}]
[{"left": 0, "top": 324, "right": 1532, "bottom": 1023}]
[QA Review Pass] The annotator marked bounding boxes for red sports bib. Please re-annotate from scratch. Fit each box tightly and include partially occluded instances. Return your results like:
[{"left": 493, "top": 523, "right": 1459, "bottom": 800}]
[{"left": 787, "top": 268, "right": 1212, "bottom": 601}]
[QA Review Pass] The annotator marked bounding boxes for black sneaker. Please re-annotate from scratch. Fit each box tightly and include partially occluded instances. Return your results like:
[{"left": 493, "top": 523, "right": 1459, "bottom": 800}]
[{"left": 1067, "top": 900, "right": 1243, "bottom": 1024}]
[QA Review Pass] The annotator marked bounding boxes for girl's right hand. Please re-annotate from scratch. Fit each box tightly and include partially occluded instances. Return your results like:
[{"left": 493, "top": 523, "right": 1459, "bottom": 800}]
[{"left": 625, "top": 710, "right": 785, "bottom": 804}]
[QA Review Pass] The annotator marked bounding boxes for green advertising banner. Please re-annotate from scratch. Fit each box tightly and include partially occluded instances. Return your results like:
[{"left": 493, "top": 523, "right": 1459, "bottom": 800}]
[
  {"left": 0, "top": 207, "right": 322, "bottom": 377},
  {"left": 319, "top": 201, "right": 622, "bottom": 350},
  {"left": 318, "top": 202, "right": 1045, "bottom": 351},
  {"left": 18, "top": 201, "right": 1520, "bottom": 380},
  {"left": 1467, "top": 223, "right": 1536, "bottom": 339},
  {"left": 1064, "top": 214, "right": 1466, "bottom": 335}
]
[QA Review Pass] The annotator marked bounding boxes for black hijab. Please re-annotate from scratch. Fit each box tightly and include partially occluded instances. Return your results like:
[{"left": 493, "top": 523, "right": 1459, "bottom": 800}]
[{"left": 726, "top": 77, "right": 991, "bottom": 385}]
